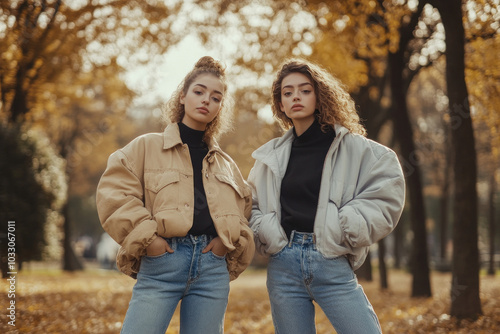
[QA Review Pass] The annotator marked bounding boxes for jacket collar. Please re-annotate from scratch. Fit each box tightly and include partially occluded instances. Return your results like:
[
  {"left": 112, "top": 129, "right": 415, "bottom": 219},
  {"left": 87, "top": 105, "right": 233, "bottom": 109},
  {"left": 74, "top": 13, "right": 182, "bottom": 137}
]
[
  {"left": 162, "top": 123, "right": 184, "bottom": 150},
  {"left": 333, "top": 123, "right": 349, "bottom": 141},
  {"left": 252, "top": 124, "right": 350, "bottom": 176},
  {"left": 162, "top": 123, "right": 224, "bottom": 156},
  {"left": 251, "top": 128, "right": 294, "bottom": 177}
]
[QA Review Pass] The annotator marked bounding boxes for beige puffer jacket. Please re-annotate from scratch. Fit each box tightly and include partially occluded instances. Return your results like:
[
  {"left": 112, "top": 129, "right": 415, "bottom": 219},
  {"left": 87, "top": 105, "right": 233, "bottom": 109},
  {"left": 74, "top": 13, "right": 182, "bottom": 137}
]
[{"left": 96, "top": 123, "right": 255, "bottom": 280}]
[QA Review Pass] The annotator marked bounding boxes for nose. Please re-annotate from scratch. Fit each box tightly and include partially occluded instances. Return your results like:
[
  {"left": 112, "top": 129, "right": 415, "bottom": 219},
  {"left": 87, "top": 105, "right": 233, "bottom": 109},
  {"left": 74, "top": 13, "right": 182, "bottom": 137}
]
[
  {"left": 293, "top": 92, "right": 300, "bottom": 101},
  {"left": 202, "top": 94, "right": 209, "bottom": 105}
]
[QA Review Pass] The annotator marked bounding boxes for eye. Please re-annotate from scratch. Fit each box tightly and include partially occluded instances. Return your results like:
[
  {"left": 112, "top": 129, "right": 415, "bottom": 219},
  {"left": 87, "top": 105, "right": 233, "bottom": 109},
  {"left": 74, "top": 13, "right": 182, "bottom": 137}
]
[
  {"left": 283, "top": 92, "right": 292, "bottom": 97},
  {"left": 302, "top": 90, "right": 312, "bottom": 94},
  {"left": 212, "top": 97, "right": 221, "bottom": 103},
  {"left": 194, "top": 90, "right": 203, "bottom": 95}
]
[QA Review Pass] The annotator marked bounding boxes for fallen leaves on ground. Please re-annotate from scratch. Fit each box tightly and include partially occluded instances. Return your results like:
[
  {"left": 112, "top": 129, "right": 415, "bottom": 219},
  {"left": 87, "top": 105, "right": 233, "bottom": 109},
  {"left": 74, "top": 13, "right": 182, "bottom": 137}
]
[{"left": 0, "top": 267, "right": 498, "bottom": 333}]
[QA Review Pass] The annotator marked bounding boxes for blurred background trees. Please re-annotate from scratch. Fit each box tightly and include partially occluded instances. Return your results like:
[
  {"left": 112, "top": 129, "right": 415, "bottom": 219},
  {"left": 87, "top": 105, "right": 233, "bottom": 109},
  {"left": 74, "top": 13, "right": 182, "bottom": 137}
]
[
  {"left": 1, "top": 0, "right": 183, "bottom": 271},
  {"left": 0, "top": 123, "right": 66, "bottom": 276},
  {"left": 0, "top": 0, "right": 498, "bottom": 321}
]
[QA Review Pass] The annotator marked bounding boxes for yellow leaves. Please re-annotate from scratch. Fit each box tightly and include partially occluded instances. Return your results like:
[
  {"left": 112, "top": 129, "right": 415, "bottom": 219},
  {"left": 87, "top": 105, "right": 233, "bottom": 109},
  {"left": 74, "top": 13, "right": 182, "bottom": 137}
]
[
  {"left": 44, "top": 39, "right": 62, "bottom": 53},
  {"left": 465, "top": 33, "right": 500, "bottom": 169},
  {"left": 311, "top": 32, "right": 370, "bottom": 91}
]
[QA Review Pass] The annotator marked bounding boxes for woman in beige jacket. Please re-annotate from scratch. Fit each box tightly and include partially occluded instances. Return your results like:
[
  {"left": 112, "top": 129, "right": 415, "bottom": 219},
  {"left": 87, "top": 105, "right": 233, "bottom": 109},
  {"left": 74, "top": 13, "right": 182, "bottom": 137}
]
[{"left": 96, "top": 56, "right": 254, "bottom": 334}]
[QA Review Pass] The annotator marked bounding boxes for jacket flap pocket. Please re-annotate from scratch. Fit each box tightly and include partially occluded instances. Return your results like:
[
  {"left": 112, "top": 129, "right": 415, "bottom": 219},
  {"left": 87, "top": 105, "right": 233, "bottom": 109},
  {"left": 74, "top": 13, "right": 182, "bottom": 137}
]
[
  {"left": 215, "top": 173, "right": 247, "bottom": 198},
  {"left": 144, "top": 171, "right": 180, "bottom": 193}
]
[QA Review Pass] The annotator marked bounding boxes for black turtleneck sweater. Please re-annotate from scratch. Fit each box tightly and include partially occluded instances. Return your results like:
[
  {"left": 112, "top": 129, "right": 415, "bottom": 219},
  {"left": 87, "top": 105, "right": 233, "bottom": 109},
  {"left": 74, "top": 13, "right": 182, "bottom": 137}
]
[
  {"left": 178, "top": 122, "right": 217, "bottom": 237},
  {"left": 280, "top": 118, "right": 336, "bottom": 238}
]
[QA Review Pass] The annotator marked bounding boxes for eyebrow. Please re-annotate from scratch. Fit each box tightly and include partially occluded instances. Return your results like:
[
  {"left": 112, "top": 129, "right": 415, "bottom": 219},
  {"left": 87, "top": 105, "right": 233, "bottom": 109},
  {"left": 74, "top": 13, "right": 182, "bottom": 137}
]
[
  {"left": 282, "top": 82, "right": 313, "bottom": 90},
  {"left": 194, "top": 83, "right": 223, "bottom": 95}
]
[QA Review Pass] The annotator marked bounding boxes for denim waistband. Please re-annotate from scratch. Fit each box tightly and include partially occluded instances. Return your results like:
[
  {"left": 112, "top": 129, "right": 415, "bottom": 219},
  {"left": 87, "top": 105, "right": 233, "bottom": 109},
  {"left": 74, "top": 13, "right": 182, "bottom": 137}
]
[
  {"left": 162, "top": 234, "right": 214, "bottom": 245},
  {"left": 289, "top": 231, "right": 316, "bottom": 246}
]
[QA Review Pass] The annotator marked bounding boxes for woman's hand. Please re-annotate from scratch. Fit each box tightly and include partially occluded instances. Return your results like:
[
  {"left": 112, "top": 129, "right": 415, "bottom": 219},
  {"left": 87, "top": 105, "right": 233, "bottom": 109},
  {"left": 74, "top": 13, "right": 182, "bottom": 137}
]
[
  {"left": 146, "top": 237, "right": 174, "bottom": 256},
  {"left": 202, "top": 236, "right": 228, "bottom": 257}
]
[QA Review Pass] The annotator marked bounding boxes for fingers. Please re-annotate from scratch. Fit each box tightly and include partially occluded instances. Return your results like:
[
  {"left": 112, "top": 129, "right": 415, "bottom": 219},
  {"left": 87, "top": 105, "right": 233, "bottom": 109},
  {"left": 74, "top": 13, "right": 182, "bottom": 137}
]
[
  {"left": 146, "top": 237, "right": 174, "bottom": 256},
  {"left": 203, "top": 237, "right": 228, "bottom": 256},
  {"left": 202, "top": 240, "right": 213, "bottom": 253},
  {"left": 165, "top": 242, "right": 174, "bottom": 253},
  {"left": 154, "top": 238, "right": 174, "bottom": 253}
]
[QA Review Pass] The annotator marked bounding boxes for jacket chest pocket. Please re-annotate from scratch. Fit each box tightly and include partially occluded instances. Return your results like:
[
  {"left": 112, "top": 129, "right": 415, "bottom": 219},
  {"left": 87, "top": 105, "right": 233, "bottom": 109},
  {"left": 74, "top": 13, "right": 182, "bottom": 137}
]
[
  {"left": 144, "top": 171, "right": 180, "bottom": 214},
  {"left": 212, "top": 173, "right": 249, "bottom": 216}
]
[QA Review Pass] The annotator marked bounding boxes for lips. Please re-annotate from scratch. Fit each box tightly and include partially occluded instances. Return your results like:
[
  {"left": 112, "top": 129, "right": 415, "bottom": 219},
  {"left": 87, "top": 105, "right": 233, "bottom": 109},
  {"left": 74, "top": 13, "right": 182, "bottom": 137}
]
[
  {"left": 291, "top": 104, "right": 304, "bottom": 110},
  {"left": 197, "top": 107, "right": 209, "bottom": 114}
]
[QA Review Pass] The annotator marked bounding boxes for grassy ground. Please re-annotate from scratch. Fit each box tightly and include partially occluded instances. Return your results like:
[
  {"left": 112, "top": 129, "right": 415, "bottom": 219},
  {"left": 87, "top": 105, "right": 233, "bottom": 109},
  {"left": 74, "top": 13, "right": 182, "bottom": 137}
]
[{"left": 0, "top": 265, "right": 499, "bottom": 333}]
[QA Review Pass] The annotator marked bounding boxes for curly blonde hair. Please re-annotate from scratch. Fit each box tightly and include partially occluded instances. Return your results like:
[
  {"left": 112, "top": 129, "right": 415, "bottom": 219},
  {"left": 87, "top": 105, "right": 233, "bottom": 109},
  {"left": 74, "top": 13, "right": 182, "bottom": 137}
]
[
  {"left": 163, "top": 56, "right": 233, "bottom": 141},
  {"left": 271, "top": 58, "right": 366, "bottom": 136}
]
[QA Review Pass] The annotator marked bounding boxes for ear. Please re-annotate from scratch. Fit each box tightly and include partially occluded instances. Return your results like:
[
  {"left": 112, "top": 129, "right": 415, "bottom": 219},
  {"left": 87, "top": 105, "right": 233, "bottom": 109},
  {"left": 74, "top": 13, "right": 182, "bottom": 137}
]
[
  {"left": 180, "top": 93, "right": 185, "bottom": 105},
  {"left": 279, "top": 102, "right": 285, "bottom": 112}
]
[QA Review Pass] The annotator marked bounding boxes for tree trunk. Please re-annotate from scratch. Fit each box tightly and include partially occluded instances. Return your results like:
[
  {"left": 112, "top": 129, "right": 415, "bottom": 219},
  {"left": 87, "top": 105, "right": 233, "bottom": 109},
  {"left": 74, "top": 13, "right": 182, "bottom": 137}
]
[
  {"left": 9, "top": 76, "right": 29, "bottom": 123},
  {"left": 352, "top": 72, "right": 390, "bottom": 140},
  {"left": 438, "top": 180, "right": 449, "bottom": 259},
  {"left": 355, "top": 252, "right": 373, "bottom": 281},
  {"left": 438, "top": 124, "right": 451, "bottom": 269},
  {"left": 487, "top": 174, "right": 496, "bottom": 276},
  {"left": 393, "top": 221, "right": 403, "bottom": 269},
  {"left": 389, "top": 48, "right": 432, "bottom": 297},
  {"left": 431, "top": 0, "right": 482, "bottom": 319},
  {"left": 62, "top": 197, "right": 83, "bottom": 271},
  {"left": 378, "top": 238, "right": 388, "bottom": 289}
]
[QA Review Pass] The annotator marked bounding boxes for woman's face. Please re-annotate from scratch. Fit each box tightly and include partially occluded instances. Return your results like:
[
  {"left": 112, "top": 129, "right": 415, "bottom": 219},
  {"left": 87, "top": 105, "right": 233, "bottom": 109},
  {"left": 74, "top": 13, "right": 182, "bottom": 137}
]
[
  {"left": 180, "top": 73, "right": 224, "bottom": 131},
  {"left": 279, "top": 72, "right": 317, "bottom": 129}
]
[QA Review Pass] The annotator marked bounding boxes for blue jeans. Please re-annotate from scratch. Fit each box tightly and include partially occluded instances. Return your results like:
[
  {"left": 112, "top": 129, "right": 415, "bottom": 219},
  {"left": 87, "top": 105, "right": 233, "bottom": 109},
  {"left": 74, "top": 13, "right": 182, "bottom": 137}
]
[
  {"left": 267, "top": 231, "right": 382, "bottom": 334},
  {"left": 121, "top": 235, "right": 230, "bottom": 334}
]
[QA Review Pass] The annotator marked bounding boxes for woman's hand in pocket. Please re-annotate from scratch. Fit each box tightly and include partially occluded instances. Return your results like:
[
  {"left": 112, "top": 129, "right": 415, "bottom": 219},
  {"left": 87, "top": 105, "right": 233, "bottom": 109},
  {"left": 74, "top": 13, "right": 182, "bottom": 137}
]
[
  {"left": 202, "top": 237, "right": 228, "bottom": 257},
  {"left": 146, "top": 237, "right": 174, "bottom": 256}
]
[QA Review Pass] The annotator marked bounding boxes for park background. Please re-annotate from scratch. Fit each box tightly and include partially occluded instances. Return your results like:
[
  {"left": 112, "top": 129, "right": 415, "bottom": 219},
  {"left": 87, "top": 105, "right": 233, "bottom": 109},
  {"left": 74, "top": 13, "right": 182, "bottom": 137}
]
[{"left": 0, "top": 0, "right": 499, "bottom": 333}]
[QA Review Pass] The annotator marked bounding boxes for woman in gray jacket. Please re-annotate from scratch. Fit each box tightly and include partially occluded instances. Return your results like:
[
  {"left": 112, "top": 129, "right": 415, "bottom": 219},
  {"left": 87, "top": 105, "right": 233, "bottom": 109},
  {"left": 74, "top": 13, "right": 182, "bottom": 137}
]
[{"left": 248, "top": 58, "right": 405, "bottom": 334}]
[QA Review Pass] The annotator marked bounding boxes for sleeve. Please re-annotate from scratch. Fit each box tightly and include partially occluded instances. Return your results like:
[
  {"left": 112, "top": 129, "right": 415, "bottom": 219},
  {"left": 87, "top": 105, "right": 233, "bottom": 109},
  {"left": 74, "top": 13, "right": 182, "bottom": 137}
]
[
  {"left": 96, "top": 150, "right": 158, "bottom": 261},
  {"left": 226, "top": 220, "right": 255, "bottom": 281},
  {"left": 338, "top": 150, "right": 406, "bottom": 248},
  {"left": 247, "top": 163, "right": 276, "bottom": 255},
  {"left": 242, "top": 180, "right": 253, "bottom": 220},
  {"left": 225, "top": 176, "right": 255, "bottom": 281},
  {"left": 247, "top": 165, "right": 263, "bottom": 241}
]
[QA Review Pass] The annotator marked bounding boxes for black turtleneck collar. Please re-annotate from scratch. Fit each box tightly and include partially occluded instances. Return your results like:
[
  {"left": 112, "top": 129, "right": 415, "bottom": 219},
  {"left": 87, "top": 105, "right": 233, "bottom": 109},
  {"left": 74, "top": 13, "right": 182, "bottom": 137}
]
[
  {"left": 178, "top": 122, "right": 207, "bottom": 148},
  {"left": 177, "top": 122, "right": 216, "bottom": 236},
  {"left": 280, "top": 117, "right": 336, "bottom": 238},
  {"left": 292, "top": 117, "right": 335, "bottom": 147}
]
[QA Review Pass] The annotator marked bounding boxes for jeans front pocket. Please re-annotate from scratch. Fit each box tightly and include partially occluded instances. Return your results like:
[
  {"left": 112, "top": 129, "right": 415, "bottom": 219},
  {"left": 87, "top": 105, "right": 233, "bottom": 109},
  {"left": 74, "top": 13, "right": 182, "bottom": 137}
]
[
  {"left": 144, "top": 251, "right": 170, "bottom": 260},
  {"left": 139, "top": 251, "right": 173, "bottom": 277},
  {"left": 269, "top": 245, "right": 287, "bottom": 259},
  {"left": 313, "top": 251, "right": 356, "bottom": 283},
  {"left": 208, "top": 251, "right": 226, "bottom": 261}
]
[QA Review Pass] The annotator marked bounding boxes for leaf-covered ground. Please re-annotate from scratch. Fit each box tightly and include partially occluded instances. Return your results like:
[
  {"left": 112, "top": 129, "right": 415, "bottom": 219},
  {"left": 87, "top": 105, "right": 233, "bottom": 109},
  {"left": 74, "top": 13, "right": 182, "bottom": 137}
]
[{"left": 1, "top": 266, "right": 499, "bottom": 333}]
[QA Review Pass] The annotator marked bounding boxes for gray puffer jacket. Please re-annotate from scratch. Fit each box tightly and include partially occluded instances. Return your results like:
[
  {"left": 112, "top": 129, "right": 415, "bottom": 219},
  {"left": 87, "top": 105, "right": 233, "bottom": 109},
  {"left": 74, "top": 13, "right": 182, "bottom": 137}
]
[{"left": 247, "top": 124, "right": 405, "bottom": 270}]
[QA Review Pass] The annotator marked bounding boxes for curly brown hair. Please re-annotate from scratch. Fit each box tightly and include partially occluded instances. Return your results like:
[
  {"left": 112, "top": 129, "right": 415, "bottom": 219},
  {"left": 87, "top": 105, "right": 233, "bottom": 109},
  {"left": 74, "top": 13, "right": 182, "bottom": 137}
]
[
  {"left": 162, "top": 56, "right": 233, "bottom": 141},
  {"left": 271, "top": 58, "right": 366, "bottom": 136}
]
